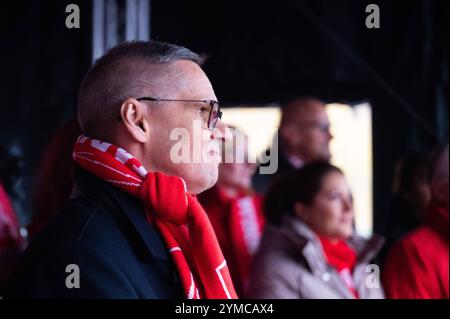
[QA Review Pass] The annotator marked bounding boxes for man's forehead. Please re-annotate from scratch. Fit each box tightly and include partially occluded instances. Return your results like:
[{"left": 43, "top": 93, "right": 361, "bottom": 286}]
[
  {"left": 288, "top": 102, "right": 328, "bottom": 123},
  {"left": 166, "top": 60, "right": 215, "bottom": 99}
]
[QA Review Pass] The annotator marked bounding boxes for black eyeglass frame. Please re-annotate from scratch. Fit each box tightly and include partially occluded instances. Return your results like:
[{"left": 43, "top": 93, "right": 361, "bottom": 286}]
[{"left": 116, "top": 96, "right": 222, "bottom": 130}]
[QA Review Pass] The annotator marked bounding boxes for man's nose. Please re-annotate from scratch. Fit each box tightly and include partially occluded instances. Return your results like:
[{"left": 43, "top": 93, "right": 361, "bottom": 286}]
[
  {"left": 324, "top": 125, "right": 333, "bottom": 140},
  {"left": 328, "top": 131, "right": 333, "bottom": 141}
]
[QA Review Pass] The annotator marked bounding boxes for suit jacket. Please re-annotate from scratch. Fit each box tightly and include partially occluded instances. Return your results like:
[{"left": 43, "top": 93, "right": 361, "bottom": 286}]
[
  {"left": 5, "top": 167, "right": 183, "bottom": 298},
  {"left": 252, "top": 146, "right": 300, "bottom": 195}
]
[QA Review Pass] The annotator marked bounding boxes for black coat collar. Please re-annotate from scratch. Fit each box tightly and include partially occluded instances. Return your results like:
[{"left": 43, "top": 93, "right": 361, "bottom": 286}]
[{"left": 73, "top": 165, "right": 171, "bottom": 262}]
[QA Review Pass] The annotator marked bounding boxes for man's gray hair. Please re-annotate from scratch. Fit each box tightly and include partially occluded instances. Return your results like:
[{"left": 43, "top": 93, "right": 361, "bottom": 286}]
[{"left": 77, "top": 40, "right": 204, "bottom": 139}]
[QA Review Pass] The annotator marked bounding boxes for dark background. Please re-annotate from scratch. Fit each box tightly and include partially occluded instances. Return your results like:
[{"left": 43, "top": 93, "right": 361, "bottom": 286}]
[{"left": 0, "top": 0, "right": 448, "bottom": 235}]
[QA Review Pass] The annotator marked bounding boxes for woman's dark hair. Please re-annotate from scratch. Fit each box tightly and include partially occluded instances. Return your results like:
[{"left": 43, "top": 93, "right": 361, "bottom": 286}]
[{"left": 264, "top": 161, "right": 343, "bottom": 226}]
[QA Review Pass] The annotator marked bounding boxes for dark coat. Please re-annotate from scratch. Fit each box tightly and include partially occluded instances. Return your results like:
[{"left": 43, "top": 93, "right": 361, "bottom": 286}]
[
  {"left": 252, "top": 145, "right": 299, "bottom": 195},
  {"left": 5, "top": 167, "right": 183, "bottom": 299}
]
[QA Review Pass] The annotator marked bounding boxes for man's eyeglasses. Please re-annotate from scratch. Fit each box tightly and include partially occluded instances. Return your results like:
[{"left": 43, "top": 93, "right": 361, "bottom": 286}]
[
  {"left": 117, "top": 96, "right": 222, "bottom": 130},
  {"left": 295, "top": 121, "right": 330, "bottom": 134}
]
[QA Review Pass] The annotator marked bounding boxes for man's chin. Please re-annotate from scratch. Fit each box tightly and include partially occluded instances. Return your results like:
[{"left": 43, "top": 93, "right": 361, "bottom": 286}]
[
  {"left": 204, "top": 170, "right": 219, "bottom": 192},
  {"left": 318, "top": 152, "right": 331, "bottom": 162},
  {"left": 322, "top": 149, "right": 332, "bottom": 160},
  {"left": 189, "top": 169, "right": 219, "bottom": 195}
]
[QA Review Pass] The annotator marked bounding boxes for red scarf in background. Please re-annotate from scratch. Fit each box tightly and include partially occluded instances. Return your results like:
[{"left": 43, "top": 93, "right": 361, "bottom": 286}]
[
  {"left": 318, "top": 236, "right": 359, "bottom": 298},
  {"left": 198, "top": 187, "right": 265, "bottom": 296},
  {"left": 73, "top": 135, "right": 237, "bottom": 299}
]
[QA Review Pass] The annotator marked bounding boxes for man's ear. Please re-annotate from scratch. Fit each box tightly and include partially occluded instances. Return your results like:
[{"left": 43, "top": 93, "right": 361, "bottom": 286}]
[{"left": 119, "top": 98, "right": 150, "bottom": 143}]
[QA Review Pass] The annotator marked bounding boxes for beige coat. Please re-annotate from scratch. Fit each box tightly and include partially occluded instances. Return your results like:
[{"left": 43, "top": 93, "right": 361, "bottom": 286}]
[{"left": 248, "top": 217, "right": 385, "bottom": 299}]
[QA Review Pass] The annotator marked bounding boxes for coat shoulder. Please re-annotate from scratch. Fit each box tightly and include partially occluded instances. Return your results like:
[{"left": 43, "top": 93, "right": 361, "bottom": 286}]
[
  {"left": 248, "top": 226, "right": 305, "bottom": 298},
  {"left": 5, "top": 194, "right": 181, "bottom": 298}
]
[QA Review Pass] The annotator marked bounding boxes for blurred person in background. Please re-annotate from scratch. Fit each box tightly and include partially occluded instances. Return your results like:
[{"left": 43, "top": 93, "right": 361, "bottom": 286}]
[
  {"left": 248, "top": 162, "right": 384, "bottom": 299},
  {"left": 0, "top": 181, "right": 24, "bottom": 293},
  {"left": 198, "top": 127, "right": 265, "bottom": 297},
  {"left": 383, "top": 144, "right": 449, "bottom": 299},
  {"left": 380, "top": 151, "right": 431, "bottom": 261},
  {"left": 0, "top": 146, "right": 25, "bottom": 293},
  {"left": 27, "top": 118, "right": 80, "bottom": 239},
  {"left": 253, "top": 97, "right": 333, "bottom": 195}
]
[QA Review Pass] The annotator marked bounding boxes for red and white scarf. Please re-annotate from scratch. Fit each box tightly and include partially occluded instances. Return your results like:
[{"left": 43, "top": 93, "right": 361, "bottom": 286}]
[{"left": 73, "top": 135, "right": 237, "bottom": 299}]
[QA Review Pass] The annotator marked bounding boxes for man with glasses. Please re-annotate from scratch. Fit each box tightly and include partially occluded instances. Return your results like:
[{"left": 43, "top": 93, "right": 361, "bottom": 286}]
[
  {"left": 253, "top": 97, "right": 333, "bottom": 196},
  {"left": 6, "top": 41, "right": 236, "bottom": 299}
]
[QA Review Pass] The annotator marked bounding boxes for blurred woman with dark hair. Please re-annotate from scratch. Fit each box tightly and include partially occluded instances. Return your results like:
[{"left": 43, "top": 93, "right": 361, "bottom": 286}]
[{"left": 248, "top": 162, "right": 384, "bottom": 299}]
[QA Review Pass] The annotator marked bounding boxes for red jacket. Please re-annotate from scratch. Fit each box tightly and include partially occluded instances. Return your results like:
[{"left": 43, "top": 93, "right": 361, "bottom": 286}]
[
  {"left": 383, "top": 201, "right": 449, "bottom": 299},
  {"left": 198, "top": 186, "right": 265, "bottom": 297}
]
